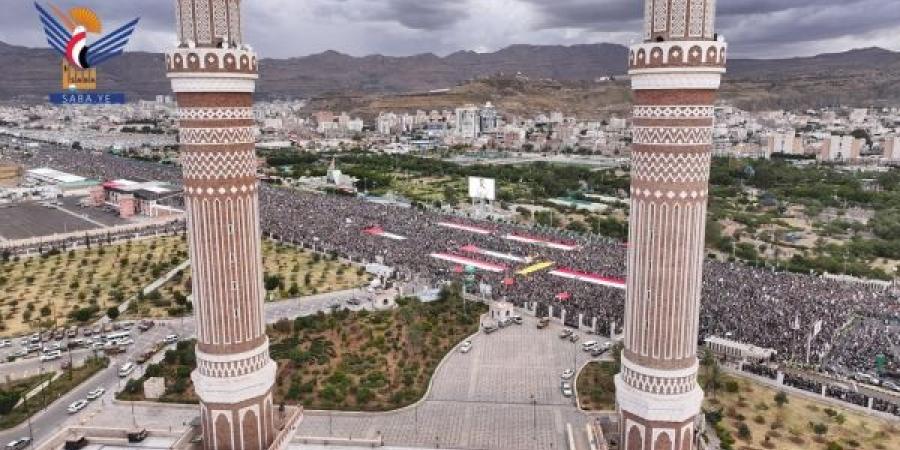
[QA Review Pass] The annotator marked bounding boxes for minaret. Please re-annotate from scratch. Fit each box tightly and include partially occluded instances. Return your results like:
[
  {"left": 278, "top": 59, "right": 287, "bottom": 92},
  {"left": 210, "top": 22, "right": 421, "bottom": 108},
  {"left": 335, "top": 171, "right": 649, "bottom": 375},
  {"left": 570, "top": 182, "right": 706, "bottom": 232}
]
[
  {"left": 614, "top": 1, "right": 726, "bottom": 449},
  {"left": 166, "top": 2, "right": 276, "bottom": 450}
]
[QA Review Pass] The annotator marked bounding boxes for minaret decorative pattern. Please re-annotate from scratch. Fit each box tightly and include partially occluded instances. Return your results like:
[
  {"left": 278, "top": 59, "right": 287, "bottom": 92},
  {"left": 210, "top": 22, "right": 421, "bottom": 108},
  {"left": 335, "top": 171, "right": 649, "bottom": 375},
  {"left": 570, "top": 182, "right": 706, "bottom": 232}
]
[
  {"left": 166, "top": 2, "right": 275, "bottom": 450},
  {"left": 614, "top": 1, "right": 726, "bottom": 449}
]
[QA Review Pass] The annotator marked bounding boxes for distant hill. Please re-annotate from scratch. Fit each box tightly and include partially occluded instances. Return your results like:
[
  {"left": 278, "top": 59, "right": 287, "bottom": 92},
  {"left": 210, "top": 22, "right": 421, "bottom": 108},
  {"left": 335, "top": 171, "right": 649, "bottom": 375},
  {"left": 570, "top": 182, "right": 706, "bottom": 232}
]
[{"left": 1, "top": 41, "right": 898, "bottom": 109}]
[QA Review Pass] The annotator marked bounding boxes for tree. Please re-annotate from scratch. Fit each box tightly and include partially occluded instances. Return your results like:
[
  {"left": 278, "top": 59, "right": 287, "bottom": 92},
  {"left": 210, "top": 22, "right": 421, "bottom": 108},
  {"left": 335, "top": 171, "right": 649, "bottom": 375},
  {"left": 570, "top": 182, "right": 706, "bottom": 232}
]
[
  {"left": 106, "top": 307, "right": 120, "bottom": 320},
  {"left": 0, "top": 391, "right": 21, "bottom": 414},
  {"left": 737, "top": 422, "right": 751, "bottom": 440},
  {"left": 774, "top": 391, "right": 788, "bottom": 407}
]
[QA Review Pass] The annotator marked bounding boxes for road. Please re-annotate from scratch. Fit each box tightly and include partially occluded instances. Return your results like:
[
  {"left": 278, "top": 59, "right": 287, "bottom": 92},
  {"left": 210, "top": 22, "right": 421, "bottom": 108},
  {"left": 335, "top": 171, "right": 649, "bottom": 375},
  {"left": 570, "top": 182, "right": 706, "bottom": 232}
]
[{"left": 0, "top": 288, "right": 366, "bottom": 447}]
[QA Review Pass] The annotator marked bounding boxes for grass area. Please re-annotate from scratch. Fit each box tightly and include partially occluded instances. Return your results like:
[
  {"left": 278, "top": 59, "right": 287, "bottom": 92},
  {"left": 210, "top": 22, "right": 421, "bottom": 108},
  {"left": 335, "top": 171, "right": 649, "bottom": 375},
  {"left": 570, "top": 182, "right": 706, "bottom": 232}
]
[
  {"left": 0, "top": 357, "right": 108, "bottom": 430},
  {"left": 118, "top": 288, "right": 486, "bottom": 411},
  {"left": 575, "top": 361, "right": 618, "bottom": 411},
  {"left": 702, "top": 372, "right": 900, "bottom": 450},
  {"left": 131, "top": 240, "right": 371, "bottom": 318},
  {"left": 0, "top": 236, "right": 187, "bottom": 336}
]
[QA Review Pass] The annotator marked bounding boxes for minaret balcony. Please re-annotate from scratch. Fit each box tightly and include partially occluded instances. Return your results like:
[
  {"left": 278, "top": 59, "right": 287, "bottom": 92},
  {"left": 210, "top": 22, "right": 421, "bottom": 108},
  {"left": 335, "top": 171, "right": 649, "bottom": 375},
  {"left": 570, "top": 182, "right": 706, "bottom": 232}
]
[{"left": 629, "top": 40, "right": 727, "bottom": 72}]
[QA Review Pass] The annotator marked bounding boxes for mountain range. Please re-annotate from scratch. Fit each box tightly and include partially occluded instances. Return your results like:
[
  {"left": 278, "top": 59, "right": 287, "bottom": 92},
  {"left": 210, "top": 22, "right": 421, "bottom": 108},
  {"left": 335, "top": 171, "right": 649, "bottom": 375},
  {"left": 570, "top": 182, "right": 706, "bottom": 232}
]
[{"left": 1, "top": 41, "right": 898, "bottom": 110}]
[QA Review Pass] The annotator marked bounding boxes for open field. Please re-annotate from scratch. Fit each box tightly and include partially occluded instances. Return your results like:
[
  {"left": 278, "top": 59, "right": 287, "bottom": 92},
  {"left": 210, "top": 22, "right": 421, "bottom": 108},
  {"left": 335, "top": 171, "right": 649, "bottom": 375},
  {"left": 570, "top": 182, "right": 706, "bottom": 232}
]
[
  {"left": 119, "top": 291, "right": 487, "bottom": 411},
  {"left": 0, "top": 236, "right": 186, "bottom": 336},
  {"left": 132, "top": 240, "right": 371, "bottom": 318},
  {"left": 703, "top": 373, "right": 900, "bottom": 450},
  {"left": 575, "top": 358, "right": 900, "bottom": 449}
]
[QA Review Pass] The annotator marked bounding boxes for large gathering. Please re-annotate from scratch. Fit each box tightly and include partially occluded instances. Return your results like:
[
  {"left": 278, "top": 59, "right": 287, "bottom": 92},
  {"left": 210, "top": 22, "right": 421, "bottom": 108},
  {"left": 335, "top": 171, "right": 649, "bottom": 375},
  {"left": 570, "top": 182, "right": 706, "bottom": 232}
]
[{"left": 3, "top": 144, "right": 898, "bottom": 382}]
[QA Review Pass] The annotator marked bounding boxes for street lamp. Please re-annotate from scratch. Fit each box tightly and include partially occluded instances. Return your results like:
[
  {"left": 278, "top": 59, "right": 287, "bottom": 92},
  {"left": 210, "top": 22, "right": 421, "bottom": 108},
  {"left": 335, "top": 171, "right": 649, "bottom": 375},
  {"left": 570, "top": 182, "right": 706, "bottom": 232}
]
[{"left": 530, "top": 394, "right": 536, "bottom": 442}]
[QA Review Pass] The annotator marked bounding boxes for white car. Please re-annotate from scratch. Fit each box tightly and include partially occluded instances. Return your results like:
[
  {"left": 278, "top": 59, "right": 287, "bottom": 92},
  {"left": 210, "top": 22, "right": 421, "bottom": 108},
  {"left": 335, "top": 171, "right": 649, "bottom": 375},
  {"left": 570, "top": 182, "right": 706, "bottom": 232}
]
[
  {"left": 86, "top": 387, "right": 106, "bottom": 400},
  {"left": 581, "top": 341, "right": 599, "bottom": 352},
  {"left": 0, "top": 339, "right": 11, "bottom": 348},
  {"left": 459, "top": 341, "right": 473, "bottom": 353},
  {"left": 43, "top": 343, "right": 61, "bottom": 352},
  {"left": 40, "top": 350, "right": 62, "bottom": 362},
  {"left": 561, "top": 381, "right": 574, "bottom": 397},
  {"left": 561, "top": 369, "right": 575, "bottom": 380},
  {"left": 163, "top": 335, "right": 179, "bottom": 344},
  {"left": 67, "top": 399, "right": 88, "bottom": 414}
]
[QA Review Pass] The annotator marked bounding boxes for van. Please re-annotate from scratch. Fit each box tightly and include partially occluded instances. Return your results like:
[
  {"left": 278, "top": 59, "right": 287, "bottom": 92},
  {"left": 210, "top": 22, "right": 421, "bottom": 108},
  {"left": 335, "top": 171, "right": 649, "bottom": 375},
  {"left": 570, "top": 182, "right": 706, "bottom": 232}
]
[{"left": 118, "top": 362, "right": 135, "bottom": 378}]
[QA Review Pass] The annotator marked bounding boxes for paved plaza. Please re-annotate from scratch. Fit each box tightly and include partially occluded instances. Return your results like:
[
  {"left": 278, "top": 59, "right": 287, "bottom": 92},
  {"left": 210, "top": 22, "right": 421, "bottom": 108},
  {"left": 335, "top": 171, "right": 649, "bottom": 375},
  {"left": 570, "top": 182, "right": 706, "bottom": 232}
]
[
  {"left": 296, "top": 316, "right": 607, "bottom": 450},
  {"left": 0, "top": 202, "right": 100, "bottom": 240}
]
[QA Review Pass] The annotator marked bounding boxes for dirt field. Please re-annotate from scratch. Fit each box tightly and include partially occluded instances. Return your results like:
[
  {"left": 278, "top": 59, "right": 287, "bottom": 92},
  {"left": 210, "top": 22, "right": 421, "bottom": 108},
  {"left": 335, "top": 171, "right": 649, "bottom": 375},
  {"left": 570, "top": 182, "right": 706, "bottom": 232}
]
[
  {"left": 131, "top": 240, "right": 371, "bottom": 318},
  {"left": 0, "top": 236, "right": 186, "bottom": 336},
  {"left": 706, "top": 373, "right": 900, "bottom": 450}
]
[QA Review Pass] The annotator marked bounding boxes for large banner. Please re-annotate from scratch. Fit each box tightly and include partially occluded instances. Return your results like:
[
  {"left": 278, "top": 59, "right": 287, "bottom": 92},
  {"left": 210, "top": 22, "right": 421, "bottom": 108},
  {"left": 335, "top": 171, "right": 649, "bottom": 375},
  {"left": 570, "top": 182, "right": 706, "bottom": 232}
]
[{"left": 468, "top": 177, "right": 496, "bottom": 201}]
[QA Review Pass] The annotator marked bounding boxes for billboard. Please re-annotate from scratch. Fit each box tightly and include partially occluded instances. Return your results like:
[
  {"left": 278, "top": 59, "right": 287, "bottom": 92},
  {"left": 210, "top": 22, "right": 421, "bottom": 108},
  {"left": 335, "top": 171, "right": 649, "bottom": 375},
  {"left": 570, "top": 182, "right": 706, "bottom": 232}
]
[{"left": 468, "top": 177, "right": 496, "bottom": 201}]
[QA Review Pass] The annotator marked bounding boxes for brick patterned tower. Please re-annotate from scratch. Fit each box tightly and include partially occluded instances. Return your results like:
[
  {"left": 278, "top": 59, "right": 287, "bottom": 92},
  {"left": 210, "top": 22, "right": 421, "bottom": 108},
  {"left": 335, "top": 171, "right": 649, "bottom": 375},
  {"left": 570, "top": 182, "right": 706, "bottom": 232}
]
[
  {"left": 614, "top": 1, "right": 726, "bottom": 449},
  {"left": 166, "top": 2, "right": 276, "bottom": 450}
]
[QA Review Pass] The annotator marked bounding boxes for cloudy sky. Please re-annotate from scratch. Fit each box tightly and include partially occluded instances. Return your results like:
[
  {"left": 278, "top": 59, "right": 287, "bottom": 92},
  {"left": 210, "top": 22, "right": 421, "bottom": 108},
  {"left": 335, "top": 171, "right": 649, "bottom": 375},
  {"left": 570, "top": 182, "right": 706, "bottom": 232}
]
[{"left": 3, "top": 0, "right": 899, "bottom": 59}]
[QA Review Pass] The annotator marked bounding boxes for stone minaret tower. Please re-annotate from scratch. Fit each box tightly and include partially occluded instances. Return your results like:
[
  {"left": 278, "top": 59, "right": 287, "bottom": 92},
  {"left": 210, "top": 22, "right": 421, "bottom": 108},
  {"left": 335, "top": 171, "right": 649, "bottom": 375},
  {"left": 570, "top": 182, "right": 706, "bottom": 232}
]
[
  {"left": 614, "top": 1, "right": 726, "bottom": 449},
  {"left": 167, "top": 2, "right": 276, "bottom": 450}
]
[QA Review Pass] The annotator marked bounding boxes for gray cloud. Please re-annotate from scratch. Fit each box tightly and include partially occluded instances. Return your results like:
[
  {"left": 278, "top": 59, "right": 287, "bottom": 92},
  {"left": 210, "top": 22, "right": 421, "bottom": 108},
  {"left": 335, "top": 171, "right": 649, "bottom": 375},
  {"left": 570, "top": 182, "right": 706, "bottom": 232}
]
[{"left": 1, "top": 1, "right": 897, "bottom": 59}]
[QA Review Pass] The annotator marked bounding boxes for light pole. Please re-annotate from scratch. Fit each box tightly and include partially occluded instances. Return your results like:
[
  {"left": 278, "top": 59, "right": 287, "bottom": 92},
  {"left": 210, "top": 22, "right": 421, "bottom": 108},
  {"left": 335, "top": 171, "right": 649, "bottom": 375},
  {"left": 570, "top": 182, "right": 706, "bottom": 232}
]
[
  {"left": 530, "top": 394, "right": 536, "bottom": 442},
  {"left": 27, "top": 414, "right": 34, "bottom": 448}
]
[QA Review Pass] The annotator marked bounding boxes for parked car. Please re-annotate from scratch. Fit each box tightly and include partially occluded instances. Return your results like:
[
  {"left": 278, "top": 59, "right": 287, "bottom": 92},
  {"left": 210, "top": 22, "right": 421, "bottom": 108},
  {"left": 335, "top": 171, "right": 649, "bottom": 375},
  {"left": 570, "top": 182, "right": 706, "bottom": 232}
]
[
  {"left": 482, "top": 325, "right": 498, "bottom": 334},
  {"left": 590, "top": 347, "right": 609, "bottom": 358},
  {"left": 561, "top": 369, "right": 575, "bottom": 380},
  {"left": 43, "top": 343, "right": 61, "bottom": 352},
  {"left": 67, "top": 399, "right": 88, "bottom": 414},
  {"left": 136, "top": 350, "right": 154, "bottom": 364},
  {"left": 137, "top": 320, "right": 155, "bottom": 332},
  {"left": 511, "top": 315, "right": 523, "bottom": 325},
  {"left": 0, "top": 340, "right": 12, "bottom": 348},
  {"left": 537, "top": 318, "right": 550, "bottom": 329},
  {"left": 559, "top": 329, "right": 573, "bottom": 339},
  {"left": 560, "top": 381, "right": 574, "bottom": 397},
  {"left": 40, "top": 350, "right": 62, "bottom": 362},
  {"left": 581, "top": 341, "right": 599, "bottom": 352},
  {"left": 6, "top": 437, "right": 32, "bottom": 450},
  {"left": 11, "top": 349, "right": 28, "bottom": 359},
  {"left": 118, "top": 362, "right": 135, "bottom": 378},
  {"left": 498, "top": 318, "right": 512, "bottom": 328},
  {"left": 163, "top": 334, "right": 179, "bottom": 344},
  {"left": 882, "top": 381, "right": 900, "bottom": 393},
  {"left": 346, "top": 298, "right": 361, "bottom": 306},
  {"left": 459, "top": 341, "right": 473, "bottom": 353},
  {"left": 568, "top": 334, "right": 580, "bottom": 343},
  {"left": 86, "top": 387, "right": 106, "bottom": 400}
]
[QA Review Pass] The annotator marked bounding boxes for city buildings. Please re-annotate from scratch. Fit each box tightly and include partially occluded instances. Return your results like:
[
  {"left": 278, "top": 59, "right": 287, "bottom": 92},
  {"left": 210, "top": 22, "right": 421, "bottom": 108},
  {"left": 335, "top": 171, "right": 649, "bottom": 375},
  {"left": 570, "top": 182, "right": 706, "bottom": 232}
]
[{"left": 615, "top": 1, "right": 726, "bottom": 449}]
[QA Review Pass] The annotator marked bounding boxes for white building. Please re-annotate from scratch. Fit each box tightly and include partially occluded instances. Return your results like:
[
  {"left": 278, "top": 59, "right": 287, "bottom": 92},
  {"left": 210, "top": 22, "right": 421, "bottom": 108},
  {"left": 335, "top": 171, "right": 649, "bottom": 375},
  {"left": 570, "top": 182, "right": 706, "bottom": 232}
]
[
  {"left": 767, "top": 132, "right": 803, "bottom": 155},
  {"left": 820, "top": 136, "right": 863, "bottom": 162},
  {"left": 455, "top": 105, "right": 480, "bottom": 139},
  {"left": 884, "top": 137, "right": 900, "bottom": 162}
]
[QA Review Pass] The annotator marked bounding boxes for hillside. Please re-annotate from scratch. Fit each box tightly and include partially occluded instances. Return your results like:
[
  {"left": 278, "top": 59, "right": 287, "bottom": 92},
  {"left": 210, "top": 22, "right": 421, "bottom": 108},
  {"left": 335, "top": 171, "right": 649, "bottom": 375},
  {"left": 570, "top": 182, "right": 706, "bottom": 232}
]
[{"left": 1, "top": 41, "right": 898, "bottom": 110}]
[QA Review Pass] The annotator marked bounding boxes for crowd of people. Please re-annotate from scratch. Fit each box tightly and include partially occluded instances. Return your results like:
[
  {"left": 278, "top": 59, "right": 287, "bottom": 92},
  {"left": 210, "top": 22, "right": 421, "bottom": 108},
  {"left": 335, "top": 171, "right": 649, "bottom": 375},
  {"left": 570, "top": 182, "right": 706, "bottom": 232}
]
[{"left": 2, "top": 144, "right": 898, "bottom": 382}]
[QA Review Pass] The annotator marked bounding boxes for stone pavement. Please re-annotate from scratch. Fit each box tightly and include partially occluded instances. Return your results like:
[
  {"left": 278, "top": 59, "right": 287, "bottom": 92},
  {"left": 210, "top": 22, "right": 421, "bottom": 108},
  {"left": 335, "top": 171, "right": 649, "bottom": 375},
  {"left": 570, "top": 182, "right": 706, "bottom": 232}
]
[{"left": 296, "top": 316, "right": 607, "bottom": 450}]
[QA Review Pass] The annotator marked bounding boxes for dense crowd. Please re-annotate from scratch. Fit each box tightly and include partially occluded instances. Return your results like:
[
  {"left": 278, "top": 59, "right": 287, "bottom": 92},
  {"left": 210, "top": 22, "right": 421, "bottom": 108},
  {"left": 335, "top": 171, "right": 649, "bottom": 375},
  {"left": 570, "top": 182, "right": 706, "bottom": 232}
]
[{"left": 2, "top": 144, "right": 899, "bottom": 378}]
